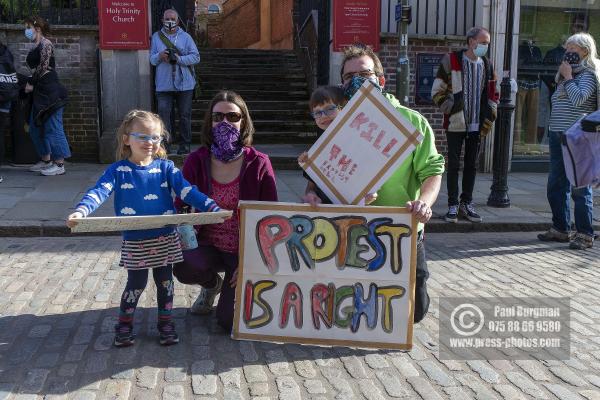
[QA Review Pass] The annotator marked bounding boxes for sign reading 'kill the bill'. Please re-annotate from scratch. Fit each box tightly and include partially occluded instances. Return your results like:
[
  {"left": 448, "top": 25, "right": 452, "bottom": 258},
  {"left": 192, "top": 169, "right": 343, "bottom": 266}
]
[
  {"left": 232, "top": 201, "right": 417, "bottom": 350},
  {"left": 301, "top": 81, "right": 423, "bottom": 205}
]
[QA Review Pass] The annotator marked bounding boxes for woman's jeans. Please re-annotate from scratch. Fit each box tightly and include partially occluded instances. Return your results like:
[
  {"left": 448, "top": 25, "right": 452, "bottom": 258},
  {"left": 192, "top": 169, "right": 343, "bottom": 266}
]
[
  {"left": 29, "top": 107, "right": 71, "bottom": 160},
  {"left": 547, "top": 130, "right": 594, "bottom": 236}
]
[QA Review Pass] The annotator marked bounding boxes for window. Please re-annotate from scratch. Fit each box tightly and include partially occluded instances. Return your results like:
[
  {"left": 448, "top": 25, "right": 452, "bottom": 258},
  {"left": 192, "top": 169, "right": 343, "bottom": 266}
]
[{"left": 207, "top": 4, "right": 221, "bottom": 14}]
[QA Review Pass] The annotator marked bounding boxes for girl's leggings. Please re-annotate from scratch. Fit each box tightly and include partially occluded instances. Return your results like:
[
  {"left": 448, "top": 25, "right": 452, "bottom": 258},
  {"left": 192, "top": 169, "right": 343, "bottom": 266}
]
[{"left": 118, "top": 265, "right": 174, "bottom": 326}]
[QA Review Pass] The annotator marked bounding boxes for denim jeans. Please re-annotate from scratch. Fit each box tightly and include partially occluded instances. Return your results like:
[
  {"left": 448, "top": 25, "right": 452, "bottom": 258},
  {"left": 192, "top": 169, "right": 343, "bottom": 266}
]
[
  {"left": 29, "top": 107, "right": 71, "bottom": 160},
  {"left": 547, "top": 130, "right": 594, "bottom": 236},
  {"left": 446, "top": 131, "right": 480, "bottom": 206},
  {"left": 156, "top": 90, "right": 193, "bottom": 145}
]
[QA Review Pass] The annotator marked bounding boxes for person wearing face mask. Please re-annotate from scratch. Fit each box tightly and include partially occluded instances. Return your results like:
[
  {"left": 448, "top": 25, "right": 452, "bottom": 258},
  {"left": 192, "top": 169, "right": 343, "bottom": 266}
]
[
  {"left": 431, "top": 26, "right": 499, "bottom": 224},
  {"left": 150, "top": 8, "right": 200, "bottom": 155},
  {"left": 172, "top": 91, "right": 278, "bottom": 332},
  {"left": 23, "top": 16, "right": 70, "bottom": 176},
  {"left": 340, "top": 44, "right": 445, "bottom": 324},
  {"left": 538, "top": 32, "right": 599, "bottom": 250}
]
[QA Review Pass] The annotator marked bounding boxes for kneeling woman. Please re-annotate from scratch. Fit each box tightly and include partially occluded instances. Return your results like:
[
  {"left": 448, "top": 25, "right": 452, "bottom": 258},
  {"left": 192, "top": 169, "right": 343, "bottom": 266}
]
[{"left": 174, "top": 90, "right": 278, "bottom": 331}]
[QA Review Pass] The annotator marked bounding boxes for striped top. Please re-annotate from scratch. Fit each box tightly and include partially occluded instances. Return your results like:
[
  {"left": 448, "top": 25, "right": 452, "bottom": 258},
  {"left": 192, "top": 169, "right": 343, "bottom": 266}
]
[
  {"left": 462, "top": 55, "right": 485, "bottom": 132},
  {"left": 549, "top": 69, "right": 598, "bottom": 132}
]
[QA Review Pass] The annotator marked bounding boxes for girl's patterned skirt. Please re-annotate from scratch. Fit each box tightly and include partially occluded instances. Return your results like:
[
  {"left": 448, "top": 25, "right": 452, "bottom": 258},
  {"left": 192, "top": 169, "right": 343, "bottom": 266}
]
[{"left": 119, "top": 232, "right": 183, "bottom": 269}]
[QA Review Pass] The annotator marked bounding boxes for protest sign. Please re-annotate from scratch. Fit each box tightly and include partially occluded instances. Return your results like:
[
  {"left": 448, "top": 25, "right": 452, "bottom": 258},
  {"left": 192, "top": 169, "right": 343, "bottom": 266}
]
[
  {"left": 70, "top": 211, "right": 232, "bottom": 233},
  {"left": 233, "top": 201, "right": 416, "bottom": 350},
  {"left": 301, "top": 81, "right": 423, "bottom": 205}
]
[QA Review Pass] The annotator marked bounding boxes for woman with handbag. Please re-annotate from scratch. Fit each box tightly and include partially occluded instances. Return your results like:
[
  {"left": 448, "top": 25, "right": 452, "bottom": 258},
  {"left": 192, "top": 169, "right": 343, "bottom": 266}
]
[
  {"left": 23, "top": 16, "right": 71, "bottom": 176},
  {"left": 538, "top": 32, "right": 598, "bottom": 250}
]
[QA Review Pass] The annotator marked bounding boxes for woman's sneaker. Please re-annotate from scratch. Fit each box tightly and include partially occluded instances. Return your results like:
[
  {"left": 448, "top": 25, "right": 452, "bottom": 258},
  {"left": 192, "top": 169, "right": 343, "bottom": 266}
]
[
  {"left": 29, "top": 160, "right": 52, "bottom": 172},
  {"left": 459, "top": 202, "right": 482, "bottom": 222},
  {"left": 569, "top": 233, "right": 594, "bottom": 250},
  {"left": 41, "top": 163, "right": 65, "bottom": 176},
  {"left": 444, "top": 205, "right": 459, "bottom": 223},
  {"left": 114, "top": 323, "right": 135, "bottom": 347},
  {"left": 191, "top": 275, "right": 223, "bottom": 315},
  {"left": 158, "top": 321, "right": 179, "bottom": 345},
  {"left": 537, "top": 227, "right": 571, "bottom": 243}
]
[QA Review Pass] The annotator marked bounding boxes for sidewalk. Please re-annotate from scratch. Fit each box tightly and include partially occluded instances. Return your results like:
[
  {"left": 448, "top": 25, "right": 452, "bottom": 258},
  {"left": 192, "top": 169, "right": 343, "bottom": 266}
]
[{"left": 0, "top": 161, "right": 598, "bottom": 236}]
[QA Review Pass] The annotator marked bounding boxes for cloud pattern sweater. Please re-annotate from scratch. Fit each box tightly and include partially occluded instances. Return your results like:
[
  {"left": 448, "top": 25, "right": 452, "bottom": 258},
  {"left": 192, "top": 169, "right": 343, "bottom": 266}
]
[{"left": 76, "top": 159, "right": 220, "bottom": 240}]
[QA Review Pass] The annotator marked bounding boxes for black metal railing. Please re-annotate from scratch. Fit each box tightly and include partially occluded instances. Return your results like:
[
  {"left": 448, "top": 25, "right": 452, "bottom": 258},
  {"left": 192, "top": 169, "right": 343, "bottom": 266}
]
[
  {"left": 295, "top": 0, "right": 329, "bottom": 86},
  {"left": 381, "top": 0, "right": 481, "bottom": 36},
  {"left": 0, "top": 0, "right": 97, "bottom": 25}
]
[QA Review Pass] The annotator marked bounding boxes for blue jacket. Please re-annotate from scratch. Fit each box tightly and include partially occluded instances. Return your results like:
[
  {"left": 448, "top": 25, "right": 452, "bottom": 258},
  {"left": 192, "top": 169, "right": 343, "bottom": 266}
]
[
  {"left": 150, "top": 27, "right": 200, "bottom": 92},
  {"left": 76, "top": 159, "right": 220, "bottom": 240}
]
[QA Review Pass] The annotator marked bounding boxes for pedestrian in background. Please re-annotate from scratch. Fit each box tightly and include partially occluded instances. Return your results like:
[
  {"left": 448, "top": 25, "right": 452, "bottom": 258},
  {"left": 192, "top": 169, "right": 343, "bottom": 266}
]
[
  {"left": 538, "top": 32, "right": 598, "bottom": 250},
  {"left": 23, "top": 16, "right": 70, "bottom": 176},
  {"left": 0, "top": 39, "right": 18, "bottom": 183},
  {"left": 67, "top": 110, "right": 224, "bottom": 347},
  {"left": 431, "top": 26, "right": 499, "bottom": 223},
  {"left": 173, "top": 90, "right": 278, "bottom": 333},
  {"left": 150, "top": 8, "right": 199, "bottom": 155}
]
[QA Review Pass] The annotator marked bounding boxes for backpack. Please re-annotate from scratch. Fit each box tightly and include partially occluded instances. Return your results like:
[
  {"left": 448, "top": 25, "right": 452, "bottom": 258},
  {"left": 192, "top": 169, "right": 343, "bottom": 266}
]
[{"left": 0, "top": 46, "right": 18, "bottom": 103}]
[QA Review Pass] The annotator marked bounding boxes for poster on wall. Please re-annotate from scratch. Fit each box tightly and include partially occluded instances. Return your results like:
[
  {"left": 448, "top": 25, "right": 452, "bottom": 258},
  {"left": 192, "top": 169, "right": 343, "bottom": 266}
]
[
  {"left": 415, "top": 53, "right": 445, "bottom": 105},
  {"left": 98, "top": 0, "right": 149, "bottom": 50},
  {"left": 333, "top": 0, "right": 380, "bottom": 51},
  {"left": 300, "top": 81, "right": 423, "bottom": 205},
  {"left": 232, "top": 201, "right": 417, "bottom": 350}
]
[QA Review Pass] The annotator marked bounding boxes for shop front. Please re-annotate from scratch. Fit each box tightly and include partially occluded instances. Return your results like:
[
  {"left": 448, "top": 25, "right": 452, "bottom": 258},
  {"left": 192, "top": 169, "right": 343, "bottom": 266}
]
[{"left": 512, "top": 0, "right": 600, "bottom": 171}]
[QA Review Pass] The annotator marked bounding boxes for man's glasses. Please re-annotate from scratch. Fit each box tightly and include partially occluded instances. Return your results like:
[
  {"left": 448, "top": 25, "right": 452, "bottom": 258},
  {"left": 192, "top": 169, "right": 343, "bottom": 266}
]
[
  {"left": 310, "top": 105, "right": 339, "bottom": 119},
  {"left": 129, "top": 132, "right": 163, "bottom": 144},
  {"left": 342, "top": 69, "right": 376, "bottom": 82},
  {"left": 212, "top": 112, "right": 243, "bottom": 123}
]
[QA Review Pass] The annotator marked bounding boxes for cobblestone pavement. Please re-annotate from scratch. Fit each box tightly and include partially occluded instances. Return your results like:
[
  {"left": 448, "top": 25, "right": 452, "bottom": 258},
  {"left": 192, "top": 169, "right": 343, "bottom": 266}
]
[{"left": 0, "top": 233, "right": 599, "bottom": 399}]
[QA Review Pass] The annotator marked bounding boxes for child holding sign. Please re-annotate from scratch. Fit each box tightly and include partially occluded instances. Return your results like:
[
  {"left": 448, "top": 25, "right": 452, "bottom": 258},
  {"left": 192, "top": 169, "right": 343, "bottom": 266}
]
[
  {"left": 66, "top": 110, "right": 225, "bottom": 347},
  {"left": 299, "top": 86, "right": 377, "bottom": 206}
]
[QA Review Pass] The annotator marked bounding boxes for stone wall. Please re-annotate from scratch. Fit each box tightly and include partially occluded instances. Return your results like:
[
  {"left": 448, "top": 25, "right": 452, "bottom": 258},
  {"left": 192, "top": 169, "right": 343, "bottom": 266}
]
[
  {"left": 378, "top": 35, "right": 466, "bottom": 156},
  {"left": 0, "top": 24, "right": 99, "bottom": 162}
]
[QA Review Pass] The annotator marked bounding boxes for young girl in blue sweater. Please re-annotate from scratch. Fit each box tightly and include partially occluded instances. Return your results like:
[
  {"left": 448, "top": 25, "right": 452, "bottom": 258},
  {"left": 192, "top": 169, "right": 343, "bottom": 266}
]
[{"left": 67, "top": 110, "right": 223, "bottom": 347}]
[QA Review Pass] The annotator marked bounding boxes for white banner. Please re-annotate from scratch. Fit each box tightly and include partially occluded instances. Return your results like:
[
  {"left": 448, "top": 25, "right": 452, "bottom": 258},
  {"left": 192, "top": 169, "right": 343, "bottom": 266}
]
[
  {"left": 233, "top": 201, "right": 417, "bottom": 350},
  {"left": 301, "top": 81, "right": 423, "bottom": 204}
]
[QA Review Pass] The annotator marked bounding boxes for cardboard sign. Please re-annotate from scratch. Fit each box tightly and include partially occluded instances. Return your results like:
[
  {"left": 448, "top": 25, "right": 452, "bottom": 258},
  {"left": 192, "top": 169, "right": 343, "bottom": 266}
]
[
  {"left": 70, "top": 211, "right": 232, "bottom": 233},
  {"left": 232, "top": 201, "right": 417, "bottom": 350},
  {"left": 333, "top": 0, "right": 380, "bottom": 51},
  {"left": 301, "top": 81, "right": 423, "bottom": 205},
  {"left": 98, "top": 0, "right": 149, "bottom": 50}
]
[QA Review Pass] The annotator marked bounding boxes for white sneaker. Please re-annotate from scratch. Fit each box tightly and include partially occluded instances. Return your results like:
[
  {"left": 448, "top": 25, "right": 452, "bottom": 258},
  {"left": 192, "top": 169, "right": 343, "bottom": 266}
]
[
  {"left": 29, "top": 160, "right": 52, "bottom": 172},
  {"left": 0, "top": 176, "right": 3, "bottom": 183},
  {"left": 40, "top": 163, "right": 65, "bottom": 176}
]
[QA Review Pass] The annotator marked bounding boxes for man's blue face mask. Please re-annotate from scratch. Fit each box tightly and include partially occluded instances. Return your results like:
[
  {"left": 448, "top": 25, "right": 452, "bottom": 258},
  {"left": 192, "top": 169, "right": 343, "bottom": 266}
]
[{"left": 343, "top": 75, "right": 382, "bottom": 100}]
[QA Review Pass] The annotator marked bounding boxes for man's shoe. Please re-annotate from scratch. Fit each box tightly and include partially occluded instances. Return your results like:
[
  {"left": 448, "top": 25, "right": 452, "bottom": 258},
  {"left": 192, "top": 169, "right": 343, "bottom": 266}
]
[
  {"left": 569, "top": 232, "right": 594, "bottom": 250},
  {"left": 459, "top": 202, "right": 482, "bottom": 222},
  {"left": 444, "top": 205, "right": 459, "bottom": 223},
  {"left": 40, "top": 163, "right": 65, "bottom": 176},
  {"left": 538, "top": 227, "right": 571, "bottom": 243},
  {"left": 113, "top": 323, "right": 135, "bottom": 347},
  {"left": 158, "top": 321, "right": 179, "bottom": 346},
  {"left": 191, "top": 275, "right": 223, "bottom": 315},
  {"left": 29, "top": 160, "right": 52, "bottom": 172}
]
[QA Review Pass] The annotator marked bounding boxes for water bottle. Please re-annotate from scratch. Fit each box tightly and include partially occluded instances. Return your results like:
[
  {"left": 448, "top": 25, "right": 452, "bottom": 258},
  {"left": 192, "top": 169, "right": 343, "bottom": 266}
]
[{"left": 177, "top": 206, "right": 198, "bottom": 250}]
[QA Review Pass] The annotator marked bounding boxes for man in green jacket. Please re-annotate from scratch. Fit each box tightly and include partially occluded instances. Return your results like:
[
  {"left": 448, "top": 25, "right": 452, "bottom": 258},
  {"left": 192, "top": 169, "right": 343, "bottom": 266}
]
[{"left": 340, "top": 45, "right": 445, "bottom": 323}]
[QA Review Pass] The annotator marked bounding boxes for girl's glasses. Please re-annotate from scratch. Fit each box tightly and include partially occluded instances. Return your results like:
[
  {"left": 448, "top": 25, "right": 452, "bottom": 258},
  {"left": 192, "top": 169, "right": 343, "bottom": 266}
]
[
  {"left": 129, "top": 132, "right": 163, "bottom": 144},
  {"left": 310, "top": 105, "right": 339, "bottom": 119},
  {"left": 212, "top": 112, "right": 243, "bottom": 123}
]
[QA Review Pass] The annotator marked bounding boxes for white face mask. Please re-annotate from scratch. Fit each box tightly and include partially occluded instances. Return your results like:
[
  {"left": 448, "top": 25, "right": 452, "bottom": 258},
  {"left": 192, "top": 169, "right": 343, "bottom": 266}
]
[
  {"left": 163, "top": 20, "right": 177, "bottom": 30},
  {"left": 474, "top": 43, "right": 489, "bottom": 57}
]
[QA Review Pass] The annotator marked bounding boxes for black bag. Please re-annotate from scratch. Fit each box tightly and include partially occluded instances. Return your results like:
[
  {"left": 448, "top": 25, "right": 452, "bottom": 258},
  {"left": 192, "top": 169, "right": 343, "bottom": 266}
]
[
  {"left": 0, "top": 49, "right": 18, "bottom": 103},
  {"left": 581, "top": 110, "right": 600, "bottom": 132}
]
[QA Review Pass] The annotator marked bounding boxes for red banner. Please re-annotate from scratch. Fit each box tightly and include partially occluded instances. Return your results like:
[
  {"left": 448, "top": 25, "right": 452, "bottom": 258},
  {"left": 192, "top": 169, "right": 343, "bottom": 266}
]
[
  {"left": 98, "top": 0, "right": 149, "bottom": 50},
  {"left": 333, "top": 0, "right": 380, "bottom": 52}
]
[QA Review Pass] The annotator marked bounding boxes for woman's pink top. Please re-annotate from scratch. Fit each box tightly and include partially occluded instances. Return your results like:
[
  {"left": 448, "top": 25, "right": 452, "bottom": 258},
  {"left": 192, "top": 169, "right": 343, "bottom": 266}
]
[{"left": 200, "top": 177, "right": 240, "bottom": 253}]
